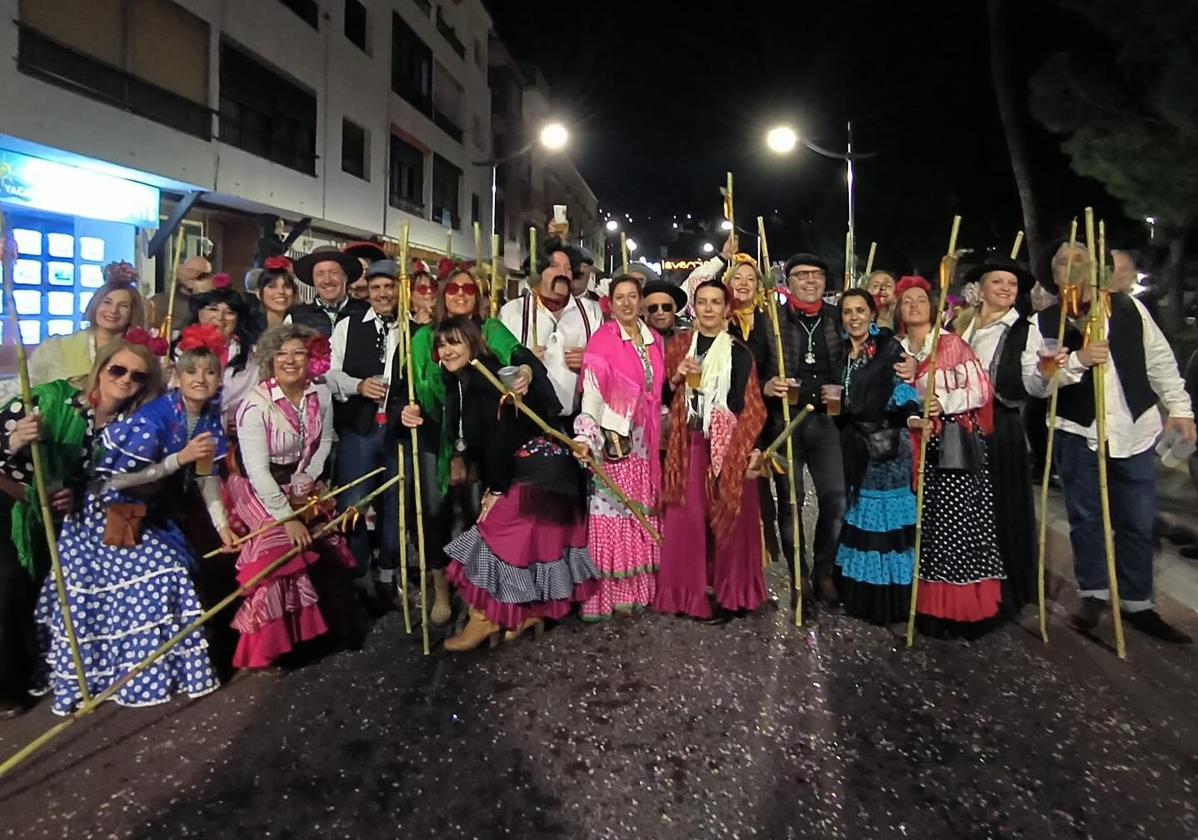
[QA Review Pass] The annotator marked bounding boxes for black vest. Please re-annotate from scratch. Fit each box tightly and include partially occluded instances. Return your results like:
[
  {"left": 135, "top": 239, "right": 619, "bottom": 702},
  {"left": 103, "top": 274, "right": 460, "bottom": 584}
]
[
  {"left": 991, "top": 316, "right": 1032, "bottom": 410},
  {"left": 334, "top": 311, "right": 391, "bottom": 435},
  {"left": 1037, "top": 294, "right": 1156, "bottom": 426},
  {"left": 290, "top": 297, "right": 368, "bottom": 338}
]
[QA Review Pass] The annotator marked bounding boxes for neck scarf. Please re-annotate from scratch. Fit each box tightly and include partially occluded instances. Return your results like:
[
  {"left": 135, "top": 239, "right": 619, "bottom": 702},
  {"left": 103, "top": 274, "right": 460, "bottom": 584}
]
[
  {"left": 785, "top": 292, "right": 823, "bottom": 316},
  {"left": 537, "top": 292, "right": 568, "bottom": 314},
  {"left": 686, "top": 331, "right": 733, "bottom": 437},
  {"left": 732, "top": 306, "right": 754, "bottom": 339}
]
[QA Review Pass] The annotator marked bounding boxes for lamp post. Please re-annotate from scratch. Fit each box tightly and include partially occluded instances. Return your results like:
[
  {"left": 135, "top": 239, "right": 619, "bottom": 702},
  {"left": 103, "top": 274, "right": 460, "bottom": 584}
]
[{"left": 474, "top": 121, "right": 569, "bottom": 258}]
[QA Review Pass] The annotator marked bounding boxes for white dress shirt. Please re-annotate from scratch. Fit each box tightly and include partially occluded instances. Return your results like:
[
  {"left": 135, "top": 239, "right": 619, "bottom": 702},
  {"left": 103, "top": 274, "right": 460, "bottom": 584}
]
[
  {"left": 961, "top": 308, "right": 1055, "bottom": 401},
  {"left": 499, "top": 293, "right": 597, "bottom": 416},
  {"left": 328, "top": 307, "right": 402, "bottom": 403}
]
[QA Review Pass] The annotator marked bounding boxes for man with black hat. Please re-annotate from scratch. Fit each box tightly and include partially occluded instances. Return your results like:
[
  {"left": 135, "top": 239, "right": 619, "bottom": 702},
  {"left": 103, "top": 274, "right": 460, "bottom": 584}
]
[
  {"left": 1037, "top": 241, "right": 1195, "bottom": 643},
  {"left": 641, "top": 280, "right": 687, "bottom": 341},
  {"left": 343, "top": 241, "right": 388, "bottom": 302},
  {"left": 291, "top": 246, "right": 368, "bottom": 337},
  {"left": 328, "top": 260, "right": 404, "bottom": 605},
  {"left": 761, "top": 252, "right": 847, "bottom": 605}
]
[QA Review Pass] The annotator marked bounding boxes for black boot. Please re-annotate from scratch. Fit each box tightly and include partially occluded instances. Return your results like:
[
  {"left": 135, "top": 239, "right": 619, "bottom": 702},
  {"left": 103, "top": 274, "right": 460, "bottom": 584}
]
[
  {"left": 1124, "top": 610, "right": 1193, "bottom": 644},
  {"left": 1069, "top": 597, "right": 1108, "bottom": 632}
]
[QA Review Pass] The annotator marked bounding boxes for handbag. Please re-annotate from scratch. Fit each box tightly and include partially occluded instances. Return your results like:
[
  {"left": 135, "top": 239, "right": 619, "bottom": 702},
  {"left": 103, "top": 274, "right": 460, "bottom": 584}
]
[
  {"left": 103, "top": 503, "right": 147, "bottom": 547},
  {"left": 861, "top": 425, "right": 900, "bottom": 462},
  {"left": 936, "top": 420, "right": 982, "bottom": 471},
  {"left": 601, "top": 429, "right": 633, "bottom": 463}
]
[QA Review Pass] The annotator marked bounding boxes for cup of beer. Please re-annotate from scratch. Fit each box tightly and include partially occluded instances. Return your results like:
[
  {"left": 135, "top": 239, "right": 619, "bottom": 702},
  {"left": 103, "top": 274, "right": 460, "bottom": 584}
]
[
  {"left": 786, "top": 378, "right": 801, "bottom": 406},
  {"left": 823, "top": 384, "right": 843, "bottom": 416},
  {"left": 1037, "top": 339, "right": 1060, "bottom": 376},
  {"left": 685, "top": 359, "right": 702, "bottom": 391},
  {"left": 195, "top": 451, "right": 215, "bottom": 477}
]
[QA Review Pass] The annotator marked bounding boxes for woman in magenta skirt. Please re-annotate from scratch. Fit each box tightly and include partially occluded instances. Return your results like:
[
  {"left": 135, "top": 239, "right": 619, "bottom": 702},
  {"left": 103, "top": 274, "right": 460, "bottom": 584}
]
[
  {"left": 401, "top": 316, "right": 600, "bottom": 651},
  {"left": 654, "top": 279, "right": 769, "bottom": 619}
]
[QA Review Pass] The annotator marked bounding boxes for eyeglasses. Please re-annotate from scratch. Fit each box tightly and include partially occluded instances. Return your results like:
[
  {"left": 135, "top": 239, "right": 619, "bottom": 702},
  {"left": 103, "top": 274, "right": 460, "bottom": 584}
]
[
  {"left": 789, "top": 269, "right": 826, "bottom": 280},
  {"left": 646, "top": 303, "right": 675, "bottom": 314},
  {"left": 445, "top": 282, "right": 477, "bottom": 297},
  {"left": 106, "top": 364, "right": 150, "bottom": 385}
]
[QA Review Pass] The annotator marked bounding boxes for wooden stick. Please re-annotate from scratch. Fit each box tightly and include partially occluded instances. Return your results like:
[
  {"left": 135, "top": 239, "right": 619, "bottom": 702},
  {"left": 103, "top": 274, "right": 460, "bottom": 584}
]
[
  {"left": 1036, "top": 218, "right": 1077, "bottom": 643},
  {"left": 396, "top": 443, "right": 412, "bottom": 634},
  {"left": 722, "top": 172, "right": 735, "bottom": 283},
  {"left": 201, "top": 467, "right": 384, "bottom": 559},
  {"left": 844, "top": 228, "right": 854, "bottom": 289},
  {"left": 469, "top": 360, "right": 661, "bottom": 543},
  {"left": 400, "top": 223, "right": 430, "bottom": 656},
  {"left": 529, "top": 225, "right": 539, "bottom": 343},
  {"left": 0, "top": 474, "right": 403, "bottom": 780},
  {"left": 1088, "top": 209, "right": 1124, "bottom": 659},
  {"left": 0, "top": 210, "right": 90, "bottom": 703},
  {"left": 445, "top": 230, "right": 453, "bottom": 261},
  {"left": 161, "top": 226, "right": 187, "bottom": 338},
  {"left": 490, "top": 233, "right": 502, "bottom": 317},
  {"left": 758, "top": 215, "right": 805, "bottom": 627},
  {"left": 760, "top": 403, "right": 816, "bottom": 467},
  {"left": 864, "top": 241, "right": 878, "bottom": 282},
  {"left": 1010, "top": 230, "right": 1025, "bottom": 260},
  {"left": 619, "top": 231, "right": 629, "bottom": 276},
  {"left": 906, "top": 215, "right": 962, "bottom": 648}
]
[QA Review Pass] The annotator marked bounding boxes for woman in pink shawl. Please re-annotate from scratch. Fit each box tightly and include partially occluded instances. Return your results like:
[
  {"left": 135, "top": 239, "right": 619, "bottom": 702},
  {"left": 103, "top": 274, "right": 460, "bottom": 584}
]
[{"left": 573, "top": 275, "right": 666, "bottom": 620}]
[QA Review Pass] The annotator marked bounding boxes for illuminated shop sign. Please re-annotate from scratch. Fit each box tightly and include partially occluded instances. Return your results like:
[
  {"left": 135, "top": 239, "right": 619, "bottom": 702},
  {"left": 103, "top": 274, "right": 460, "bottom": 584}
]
[
  {"left": 0, "top": 148, "right": 160, "bottom": 227},
  {"left": 663, "top": 259, "right": 702, "bottom": 271}
]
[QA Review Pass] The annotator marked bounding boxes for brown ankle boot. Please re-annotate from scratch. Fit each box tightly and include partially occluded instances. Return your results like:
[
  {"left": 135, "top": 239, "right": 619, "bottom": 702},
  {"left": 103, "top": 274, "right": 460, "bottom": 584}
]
[
  {"left": 503, "top": 617, "right": 544, "bottom": 643},
  {"left": 430, "top": 571, "right": 452, "bottom": 626},
  {"left": 443, "top": 609, "right": 499, "bottom": 652}
]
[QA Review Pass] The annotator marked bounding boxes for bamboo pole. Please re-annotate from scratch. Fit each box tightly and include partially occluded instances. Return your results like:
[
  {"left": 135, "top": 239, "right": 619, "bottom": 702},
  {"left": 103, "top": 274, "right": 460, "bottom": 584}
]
[
  {"left": 759, "top": 403, "right": 816, "bottom": 470},
  {"left": 529, "top": 225, "right": 539, "bottom": 344},
  {"left": 1010, "top": 230, "right": 1025, "bottom": 261},
  {"left": 201, "top": 467, "right": 384, "bottom": 559},
  {"left": 490, "top": 233, "right": 502, "bottom": 317},
  {"left": 0, "top": 474, "right": 403, "bottom": 780},
  {"left": 722, "top": 172, "right": 735, "bottom": 283},
  {"left": 619, "top": 231, "right": 629, "bottom": 276},
  {"left": 844, "top": 229, "right": 854, "bottom": 289},
  {"left": 1035, "top": 218, "right": 1078, "bottom": 643},
  {"left": 446, "top": 230, "right": 453, "bottom": 261},
  {"left": 1088, "top": 209, "right": 1124, "bottom": 659},
  {"left": 0, "top": 210, "right": 90, "bottom": 703},
  {"left": 469, "top": 360, "right": 662, "bottom": 543},
  {"left": 757, "top": 215, "right": 805, "bottom": 627},
  {"left": 160, "top": 226, "right": 187, "bottom": 338},
  {"left": 906, "top": 215, "right": 962, "bottom": 648},
  {"left": 400, "top": 223, "right": 430, "bottom": 656},
  {"left": 397, "top": 442, "right": 412, "bottom": 634},
  {"left": 863, "top": 241, "right": 877, "bottom": 283}
]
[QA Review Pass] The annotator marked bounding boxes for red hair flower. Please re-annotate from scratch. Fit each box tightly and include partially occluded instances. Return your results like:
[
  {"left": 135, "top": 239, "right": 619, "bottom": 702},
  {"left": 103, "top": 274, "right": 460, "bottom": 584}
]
[
  {"left": 436, "top": 258, "right": 476, "bottom": 282},
  {"left": 306, "top": 335, "right": 331, "bottom": 377},
  {"left": 125, "top": 327, "right": 169, "bottom": 357},
  {"left": 263, "top": 256, "right": 293, "bottom": 272},
  {"left": 178, "top": 323, "right": 229, "bottom": 365},
  {"left": 211, "top": 273, "right": 232, "bottom": 290}
]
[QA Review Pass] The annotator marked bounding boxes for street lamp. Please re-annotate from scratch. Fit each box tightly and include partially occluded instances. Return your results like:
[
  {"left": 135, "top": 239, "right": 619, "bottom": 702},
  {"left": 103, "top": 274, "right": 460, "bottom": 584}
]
[
  {"left": 766, "top": 126, "right": 798, "bottom": 154},
  {"left": 474, "top": 120, "right": 571, "bottom": 251},
  {"left": 719, "top": 220, "right": 733, "bottom": 231},
  {"left": 702, "top": 242, "right": 714, "bottom": 253},
  {"left": 605, "top": 219, "right": 619, "bottom": 232},
  {"left": 627, "top": 239, "right": 639, "bottom": 253},
  {"left": 540, "top": 122, "right": 569, "bottom": 151}
]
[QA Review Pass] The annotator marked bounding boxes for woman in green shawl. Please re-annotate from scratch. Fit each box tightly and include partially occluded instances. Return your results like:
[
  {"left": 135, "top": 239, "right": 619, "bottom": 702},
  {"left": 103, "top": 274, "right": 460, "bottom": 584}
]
[{"left": 388, "top": 264, "right": 536, "bottom": 626}]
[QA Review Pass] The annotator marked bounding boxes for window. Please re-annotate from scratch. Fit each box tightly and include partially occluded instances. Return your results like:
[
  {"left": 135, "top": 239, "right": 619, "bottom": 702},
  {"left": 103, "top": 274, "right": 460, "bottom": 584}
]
[
  {"left": 278, "top": 0, "right": 318, "bottom": 29},
  {"left": 16, "top": 0, "right": 211, "bottom": 139},
  {"left": 391, "top": 13, "right": 432, "bottom": 114},
  {"left": 432, "top": 154, "right": 461, "bottom": 229},
  {"left": 471, "top": 193, "right": 481, "bottom": 226},
  {"left": 341, "top": 119, "right": 368, "bottom": 180},
  {"left": 345, "top": 0, "right": 368, "bottom": 52},
  {"left": 219, "top": 42, "right": 317, "bottom": 175},
  {"left": 389, "top": 135, "right": 425, "bottom": 214},
  {"left": 433, "top": 61, "right": 464, "bottom": 142}
]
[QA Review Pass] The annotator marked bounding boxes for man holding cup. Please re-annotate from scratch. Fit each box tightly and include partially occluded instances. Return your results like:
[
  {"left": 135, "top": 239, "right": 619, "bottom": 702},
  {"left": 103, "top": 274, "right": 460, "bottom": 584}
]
[{"left": 329, "top": 260, "right": 404, "bottom": 603}]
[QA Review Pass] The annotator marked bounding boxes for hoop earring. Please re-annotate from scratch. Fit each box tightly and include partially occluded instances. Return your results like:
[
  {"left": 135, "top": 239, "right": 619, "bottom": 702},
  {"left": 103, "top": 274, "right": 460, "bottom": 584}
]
[{"left": 868, "top": 322, "right": 879, "bottom": 337}]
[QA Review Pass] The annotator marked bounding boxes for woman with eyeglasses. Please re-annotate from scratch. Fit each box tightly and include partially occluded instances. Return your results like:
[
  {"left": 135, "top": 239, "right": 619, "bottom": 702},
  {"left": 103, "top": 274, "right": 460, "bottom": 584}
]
[
  {"left": 0, "top": 331, "right": 224, "bottom": 713},
  {"left": 27, "top": 262, "right": 148, "bottom": 388},
  {"left": 226, "top": 325, "right": 359, "bottom": 668},
  {"left": 396, "top": 265, "right": 535, "bottom": 626},
  {"left": 573, "top": 275, "right": 666, "bottom": 620}
]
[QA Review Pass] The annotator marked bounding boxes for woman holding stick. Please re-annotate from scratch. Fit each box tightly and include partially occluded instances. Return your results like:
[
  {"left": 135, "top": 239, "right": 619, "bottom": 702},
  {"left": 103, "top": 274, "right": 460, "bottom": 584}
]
[
  {"left": 833, "top": 289, "right": 921, "bottom": 625},
  {"left": 227, "top": 325, "right": 358, "bottom": 668},
  {"left": 896, "top": 276, "right": 1005, "bottom": 637},
  {"left": 0, "top": 333, "right": 224, "bottom": 713},
  {"left": 573, "top": 275, "right": 666, "bottom": 620},
  {"left": 654, "top": 279, "right": 768, "bottom": 619},
  {"left": 401, "top": 317, "right": 598, "bottom": 650}
]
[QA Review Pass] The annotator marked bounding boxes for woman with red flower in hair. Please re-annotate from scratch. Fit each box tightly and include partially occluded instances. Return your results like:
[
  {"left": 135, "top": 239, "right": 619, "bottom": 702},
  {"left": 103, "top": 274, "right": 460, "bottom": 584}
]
[
  {"left": 28, "top": 261, "right": 149, "bottom": 387},
  {"left": 226, "top": 324, "right": 358, "bottom": 668}
]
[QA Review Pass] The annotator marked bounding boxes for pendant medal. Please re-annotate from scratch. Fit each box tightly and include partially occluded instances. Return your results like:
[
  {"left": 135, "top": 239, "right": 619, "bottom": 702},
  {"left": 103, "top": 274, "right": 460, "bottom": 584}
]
[
  {"left": 804, "top": 351, "right": 816, "bottom": 365},
  {"left": 454, "top": 438, "right": 467, "bottom": 453}
]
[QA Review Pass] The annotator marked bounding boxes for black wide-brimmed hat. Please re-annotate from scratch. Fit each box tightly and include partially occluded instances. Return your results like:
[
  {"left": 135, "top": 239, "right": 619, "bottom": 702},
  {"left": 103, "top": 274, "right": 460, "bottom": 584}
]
[
  {"left": 642, "top": 279, "right": 687, "bottom": 312},
  {"left": 963, "top": 256, "right": 1037, "bottom": 294},
  {"left": 294, "top": 246, "right": 364, "bottom": 285},
  {"left": 342, "top": 240, "right": 388, "bottom": 264}
]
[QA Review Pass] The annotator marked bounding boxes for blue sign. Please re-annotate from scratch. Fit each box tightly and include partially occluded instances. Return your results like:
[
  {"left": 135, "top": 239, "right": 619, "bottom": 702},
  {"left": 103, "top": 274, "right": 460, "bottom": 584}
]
[{"left": 0, "top": 148, "right": 160, "bottom": 227}]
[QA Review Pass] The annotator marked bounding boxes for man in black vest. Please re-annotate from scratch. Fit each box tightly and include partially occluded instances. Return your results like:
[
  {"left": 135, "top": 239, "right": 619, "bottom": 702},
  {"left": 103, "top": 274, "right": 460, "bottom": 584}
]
[
  {"left": 1039, "top": 241, "right": 1195, "bottom": 643},
  {"left": 761, "top": 253, "right": 848, "bottom": 606},
  {"left": 291, "top": 246, "right": 369, "bottom": 337},
  {"left": 328, "top": 260, "right": 404, "bottom": 601}
]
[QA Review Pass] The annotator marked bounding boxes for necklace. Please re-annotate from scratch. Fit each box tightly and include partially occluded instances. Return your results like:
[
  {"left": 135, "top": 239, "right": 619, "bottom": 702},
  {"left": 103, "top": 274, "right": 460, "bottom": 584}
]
[
  {"left": 454, "top": 380, "right": 467, "bottom": 453},
  {"left": 798, "top": 316, "right": 822, "bottom": 366}
]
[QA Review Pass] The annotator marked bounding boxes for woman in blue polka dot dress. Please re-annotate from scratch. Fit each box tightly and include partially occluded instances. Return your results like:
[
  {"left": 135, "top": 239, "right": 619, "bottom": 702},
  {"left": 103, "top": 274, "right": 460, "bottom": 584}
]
[{"left": 0, "top": 329, "right": 229, "bottom": 714}]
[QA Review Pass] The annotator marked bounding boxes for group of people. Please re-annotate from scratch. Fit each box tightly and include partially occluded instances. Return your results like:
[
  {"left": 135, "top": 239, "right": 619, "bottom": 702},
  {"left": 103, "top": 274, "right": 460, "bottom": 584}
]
[{"left": 0, "top": 223, "right": 1193, "bottom": 721}]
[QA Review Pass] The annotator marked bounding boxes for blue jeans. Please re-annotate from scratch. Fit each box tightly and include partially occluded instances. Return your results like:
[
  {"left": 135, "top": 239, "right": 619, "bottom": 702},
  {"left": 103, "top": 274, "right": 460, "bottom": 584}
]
[
  {"left": 1056, "top": 432, "right": 1155, "bottom": 611},
  {"left": 336, "top": 426, "right": 399, "bottom": 578}
]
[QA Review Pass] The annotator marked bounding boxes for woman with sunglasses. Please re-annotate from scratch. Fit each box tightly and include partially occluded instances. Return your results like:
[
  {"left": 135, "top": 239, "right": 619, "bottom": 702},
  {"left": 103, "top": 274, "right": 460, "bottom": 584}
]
[
  {"left": 395, "top": 265, "right": 534, "bottom": 626},
  {"left": 402, "top": 317, "right": 599, "bottom": 650},
  {"left": 655, "top": 280, "right": 769, "bottom": 619},
  {"left": 0, "top": 332, "right": 224, "bottom": 713}
]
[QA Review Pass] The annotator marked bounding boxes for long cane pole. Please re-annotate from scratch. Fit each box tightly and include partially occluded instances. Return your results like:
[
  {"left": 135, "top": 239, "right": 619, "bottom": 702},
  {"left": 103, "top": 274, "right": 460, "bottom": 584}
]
[
  {"left": 399, "top": 224, "right": 430, "bottom": 655},
  {"left": 1088, "top": 209, "right": 1125, "bottom": 659},
  {"left": 0, "top": 211, "right": 90, "bottom": 703},
  {"left": 619, "top": 231, "right": 629, "bottom": 276},
  {"left": 722, "top": 172, "right": 735, "bottom": 283},
  {"left": 490, "top": 233, "right": 502, "bottom": 318},
  {"left": 863, "top": 241, "right": 878, "bottom": 283},
  {"left": 397, "top": 442, "right": 412, "bottom": 634},
  {"left": 757, "top": 216, "right": 805, "bottom": 626},
  {"left": 906, "top": 215, "right": 961, "bottom": 648},
  {"left": 1010, "top": 230, "right": 1025, "bottom": 261},
  {"left": 160, "top": 226, "right": 187, "bottom": 338},
  {"left": 529, "top": 225, "right": 539, "bottom": 343},
  {"left": 844, "top": 229, "right": 854, "bottom": 289},
  {"left": 0, "top": 474, "right": 402, "bottom": 780},
  {"left": 1035, "top": 218, "right": 1077, "bottom": 643}
]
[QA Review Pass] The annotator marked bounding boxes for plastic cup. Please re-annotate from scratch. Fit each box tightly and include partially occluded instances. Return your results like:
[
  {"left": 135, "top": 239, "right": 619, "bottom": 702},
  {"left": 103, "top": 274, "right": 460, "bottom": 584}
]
[
  {"left": 823, "top": 384, "right": 843, "bottom": 417},
  {"left": 1038, "top": 339, "right": 1060, "bottom": 376},
  {"left": 498, "top": 365, "right": 522, "bottom": 388},
  {"left": 1158, "top": 429, "right": 1196, "bottom": 469},
  {"left": 195, "top": 452, "right": 215, "bottom": 476},
  {"left": 685, "top": 366, "right": 702, "bottom": 390},
  {"left": 786, "top": 379, "right": 801, "bottom": 406}
]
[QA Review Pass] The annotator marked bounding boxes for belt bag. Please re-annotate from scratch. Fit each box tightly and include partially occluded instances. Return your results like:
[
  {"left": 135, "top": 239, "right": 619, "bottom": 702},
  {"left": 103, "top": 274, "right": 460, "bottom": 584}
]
[
  {"left": 936, "top": 420, "right": 982, "bottom": 472},
  {"left": 103, "top": 503, "right": 147, "bottom": 547}
]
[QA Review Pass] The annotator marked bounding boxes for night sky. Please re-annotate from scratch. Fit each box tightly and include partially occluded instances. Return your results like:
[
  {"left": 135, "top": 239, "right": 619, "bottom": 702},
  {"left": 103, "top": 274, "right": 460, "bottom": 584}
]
[{"left": 487, "top": 0, "right": 1130, "bottom": 278}]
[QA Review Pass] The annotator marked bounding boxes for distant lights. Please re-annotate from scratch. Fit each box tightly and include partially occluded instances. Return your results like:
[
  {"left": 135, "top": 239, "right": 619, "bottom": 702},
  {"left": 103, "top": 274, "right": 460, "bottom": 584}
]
[
  {"left": 605, "top": 220, "right": 619, "bottom": 232},
  {"left": 702, "top": 242, "right": 714, "bottom": 253},
  {"left": 720, "top": 220, "right": 733, "bottom": 231},
  {"left": 626, "top": 239, "right": 639, "bottom": 252}
]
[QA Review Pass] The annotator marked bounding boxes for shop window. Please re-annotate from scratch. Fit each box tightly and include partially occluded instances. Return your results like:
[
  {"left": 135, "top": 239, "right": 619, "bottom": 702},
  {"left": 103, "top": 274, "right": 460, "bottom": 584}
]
[
  {"left": 219, "top": 41, "right": 317, "bottom": 175},
  {"left": 432, "top": 154, "right": 461, "bottom": 229},
  {"left": 389, "top": 135, "right": 425, "bottom": 215},
  {"left": 345, "top": 0, "right": 368, "bottom": 53},
  {"left": 391, "top": 13, "right": 432, "bottom": 115},
  {"left": 342, "top": 119, "right": 369, "bottom": 181}
]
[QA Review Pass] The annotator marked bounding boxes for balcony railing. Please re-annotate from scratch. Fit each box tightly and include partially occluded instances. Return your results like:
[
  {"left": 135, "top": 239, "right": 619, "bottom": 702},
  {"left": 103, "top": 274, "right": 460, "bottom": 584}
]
[
  {"left": 433, "top": 109, "right": 463, "bottom": 143},
  {"left": 435, "top": 10, "right": 466, "bottom": 59}
]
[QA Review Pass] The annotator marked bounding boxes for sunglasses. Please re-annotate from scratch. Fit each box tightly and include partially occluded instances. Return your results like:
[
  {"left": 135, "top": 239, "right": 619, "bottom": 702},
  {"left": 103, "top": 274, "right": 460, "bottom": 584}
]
[
  {"left": 106, "top": 364, "right": 150, "bottom": 385},
  {"left": 445, "top": 282, "right": 477, "bottom": 297},
  {"left": 646, "top": 303, "right": 675, "bottom": 314},
  {"left": 414, "top": 283, "right": 435, "bottom": 296}
]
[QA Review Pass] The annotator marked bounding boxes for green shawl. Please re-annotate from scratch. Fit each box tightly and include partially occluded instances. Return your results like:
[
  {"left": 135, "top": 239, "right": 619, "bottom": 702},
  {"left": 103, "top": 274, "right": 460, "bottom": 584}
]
[
  {"left": 410, "top": 318, "right": 522, "bottom": 495},
  {"left": 6, "top": 380, "right": 88, "bottom": 576}
]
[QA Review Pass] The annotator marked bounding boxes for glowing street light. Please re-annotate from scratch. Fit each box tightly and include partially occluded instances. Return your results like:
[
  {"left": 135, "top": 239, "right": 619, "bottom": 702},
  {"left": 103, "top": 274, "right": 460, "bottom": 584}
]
[
  {"left": 702, "top": 242, "right": 714, "bottom": 253},
  {"left": 605, "top": 219, "right": 619, "bottom": 232},
  {"left": 540, "top": 122, "right": 569, "bottom": 151},
  {"left": 720, "top": 220, "right": 733, "bottom": 231},
  {"left": 626, "top": 239, "right": 639, "bottom": 253},
  {"left": 766, "top": 125, "right": 798, "bottom": 154}
]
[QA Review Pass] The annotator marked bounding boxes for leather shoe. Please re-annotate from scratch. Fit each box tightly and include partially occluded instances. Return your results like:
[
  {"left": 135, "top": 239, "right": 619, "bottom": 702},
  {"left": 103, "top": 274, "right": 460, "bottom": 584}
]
[
  {"left": 1124, "top": 609, "right": 1193, "bottom": 644},
  {"left": 1069, "top": 597, "right": 1108, "bottom": 632}
]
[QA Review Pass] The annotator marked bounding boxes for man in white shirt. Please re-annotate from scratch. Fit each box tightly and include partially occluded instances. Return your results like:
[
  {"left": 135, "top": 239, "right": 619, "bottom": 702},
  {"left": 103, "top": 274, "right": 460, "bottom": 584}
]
[{"left": 1039, "top": 242, "right": 1196, "bottom": 643}]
